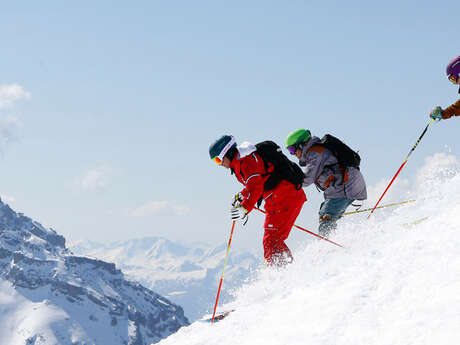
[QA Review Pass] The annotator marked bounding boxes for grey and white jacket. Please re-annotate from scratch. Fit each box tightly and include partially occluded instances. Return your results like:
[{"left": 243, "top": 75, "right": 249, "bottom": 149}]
[{"left": 299, "top": 136, "right": 367, "bottom": 200}]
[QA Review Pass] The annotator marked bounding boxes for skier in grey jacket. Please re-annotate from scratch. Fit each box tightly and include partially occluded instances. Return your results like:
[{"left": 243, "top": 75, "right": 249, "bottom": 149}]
[{"left": 286, "top": 129, "right": 367, "bottom": 237}]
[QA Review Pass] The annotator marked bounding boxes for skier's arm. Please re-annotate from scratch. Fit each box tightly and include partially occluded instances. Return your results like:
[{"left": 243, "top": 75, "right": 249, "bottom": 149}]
[
  {"left": 240, "top": 175, "right": 264, "bottom": 213},
  {"left": 239, "top": 156, "right": 265, "bottom": 213},
  {"left": 302, "top": 151, "right": 324, "bottom": 187},
  {"left": 442, "top": 99, "right": 460, "bottom": 119}
]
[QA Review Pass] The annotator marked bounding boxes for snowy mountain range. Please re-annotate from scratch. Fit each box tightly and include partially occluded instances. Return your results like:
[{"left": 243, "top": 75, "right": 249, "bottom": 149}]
[
  {"left": 0, "top": 199, "right": 189, "bottom": 345},
  {"left": 70, "top": 237, "right": 259, "bottom": 321}
]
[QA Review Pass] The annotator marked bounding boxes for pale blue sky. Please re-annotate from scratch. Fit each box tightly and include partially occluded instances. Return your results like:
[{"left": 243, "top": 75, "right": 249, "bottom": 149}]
[{"left": 0, "top": 1, "right": 459, "bottom": 254}]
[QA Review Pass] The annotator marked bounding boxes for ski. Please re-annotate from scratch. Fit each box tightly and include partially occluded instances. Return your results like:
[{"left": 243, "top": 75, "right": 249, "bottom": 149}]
[
  {"left": 201, "top": 310, "right": 235, "bottom": 323},
  {"left": 401, "top": 217, "right": 429, "bottom": 229}
]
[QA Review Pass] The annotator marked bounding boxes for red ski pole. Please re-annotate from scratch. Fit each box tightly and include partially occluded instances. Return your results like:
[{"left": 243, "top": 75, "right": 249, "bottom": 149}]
[
  {"left": 254, "top": 207, "right": 344, "bottom": 248},
  {"left": 211, "top": 220, "right": 236, "bottom": 323},
  {"left": 368, "top": 119, "right": 435, "bottom": 219},
  {"left": 292, "top": 222, "right": 344, "bottom": 248}
]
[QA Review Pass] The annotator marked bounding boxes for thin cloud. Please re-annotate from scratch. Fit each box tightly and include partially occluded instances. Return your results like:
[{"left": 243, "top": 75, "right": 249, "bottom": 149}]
[
  {"left": 131, "top": 201, "right": 190, "bottom": 217},
  {"left": 0, "top": 116, "right": 20, "bottom": 151},
  {"left": 0, "top": 84, "right": 29, "bottom": 155},
  {"left": 78, "top": 165, "right": 114, "bottom": 193},
  {"left": 0, "top": 84, "right": 30, "bottom": 109}
]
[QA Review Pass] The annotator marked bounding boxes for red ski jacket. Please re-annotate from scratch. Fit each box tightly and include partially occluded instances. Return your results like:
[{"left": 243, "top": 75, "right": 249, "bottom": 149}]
[{"left": 230, "top": 149, "right": 306, "bottom": 213}]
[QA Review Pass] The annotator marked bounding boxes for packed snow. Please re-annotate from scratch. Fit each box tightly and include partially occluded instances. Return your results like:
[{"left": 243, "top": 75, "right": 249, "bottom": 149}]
[{"left": 159, "top": 153, "right": 460, "bottom": 345}]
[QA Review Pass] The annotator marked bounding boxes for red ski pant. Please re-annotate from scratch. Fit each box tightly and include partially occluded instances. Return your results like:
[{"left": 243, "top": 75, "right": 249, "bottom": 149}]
[{"left": 263, "top": 188, "right": 305, "bottom": 265}]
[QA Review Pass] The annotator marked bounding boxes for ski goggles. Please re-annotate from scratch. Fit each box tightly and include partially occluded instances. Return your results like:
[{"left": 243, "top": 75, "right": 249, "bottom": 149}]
[
  {"left": 448, "top": 74, "right": 459, "bottom": 84},
  {"left": 212, "top": 156, "right": 223, "bottom": 165},
  {"left": 211, "top": 137, "right": 236, "bottom": 165},
  {"left": 287, "top": 146, "right": 297, "bottom": 155}
]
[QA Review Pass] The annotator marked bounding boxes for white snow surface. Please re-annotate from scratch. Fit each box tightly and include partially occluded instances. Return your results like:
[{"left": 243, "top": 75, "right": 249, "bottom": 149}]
[
  {"left": 0, "top": 281, "right": 90, "bottom": 345},
  {"left": 159, "top": 153, "right": 460, "bottom": 345}
]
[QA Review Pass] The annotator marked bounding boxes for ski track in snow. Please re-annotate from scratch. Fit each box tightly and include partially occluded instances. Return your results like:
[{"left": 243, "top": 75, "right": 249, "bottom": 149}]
[{"left": 159, "top": 154, "right": 460, "bottom": 345}]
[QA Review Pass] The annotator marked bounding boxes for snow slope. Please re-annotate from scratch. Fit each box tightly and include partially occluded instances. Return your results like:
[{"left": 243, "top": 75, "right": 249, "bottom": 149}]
[
  {"left": 70, "top": 237, "right": 258, "bottom": 321},
  {"left": 159, "top": 153, "right": 460, "bottom": 345}
]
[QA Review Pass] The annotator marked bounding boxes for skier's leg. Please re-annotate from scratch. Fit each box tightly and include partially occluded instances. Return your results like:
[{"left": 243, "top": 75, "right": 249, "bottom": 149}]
[
  {"left": 263, "top": 212, "right": 292, "bottom": 265},
  {"left": 318, "top": 198, "right": 354, "bottom": 237},
  {"left": 263, "top": 198, "right": 304, "bottom": 266}
]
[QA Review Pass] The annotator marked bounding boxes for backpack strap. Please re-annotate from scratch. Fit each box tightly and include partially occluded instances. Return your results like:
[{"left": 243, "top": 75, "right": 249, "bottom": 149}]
[
  {"left": 307, "top": 145, "right": 324, "bottom": 155},
  {"left": 308, "top": 144, "right": 341, "bottom": 172}
]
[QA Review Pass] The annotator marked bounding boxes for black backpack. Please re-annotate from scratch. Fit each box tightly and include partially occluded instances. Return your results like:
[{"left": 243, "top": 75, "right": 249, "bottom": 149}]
[
  {"left": 315, "top": 134, "right": 361, "bottom": 170},
  {"left": 255, "top": 141, "right": 305, "bottom": 191}
]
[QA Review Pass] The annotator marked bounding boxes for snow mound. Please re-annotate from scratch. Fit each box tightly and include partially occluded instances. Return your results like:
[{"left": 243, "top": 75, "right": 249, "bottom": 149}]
[{"left": 159, "top": 153, "right": 460, "bottom": 345}]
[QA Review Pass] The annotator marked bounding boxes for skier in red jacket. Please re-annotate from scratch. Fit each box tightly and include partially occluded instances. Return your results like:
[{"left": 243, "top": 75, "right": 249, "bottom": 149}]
[{"left": 210, "top": 135, "right": 306, "bottom": 266}]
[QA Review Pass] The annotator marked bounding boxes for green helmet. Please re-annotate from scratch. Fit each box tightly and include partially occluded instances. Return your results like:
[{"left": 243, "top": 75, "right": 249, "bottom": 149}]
[{"left": 285, "top": 129, "right": 311, "bottom": 148}]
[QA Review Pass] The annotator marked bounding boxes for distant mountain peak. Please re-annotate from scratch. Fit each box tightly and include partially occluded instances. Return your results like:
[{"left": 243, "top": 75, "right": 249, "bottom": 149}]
[{"left": 71, "top": 237, "right": 259, "bottom": 321}]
